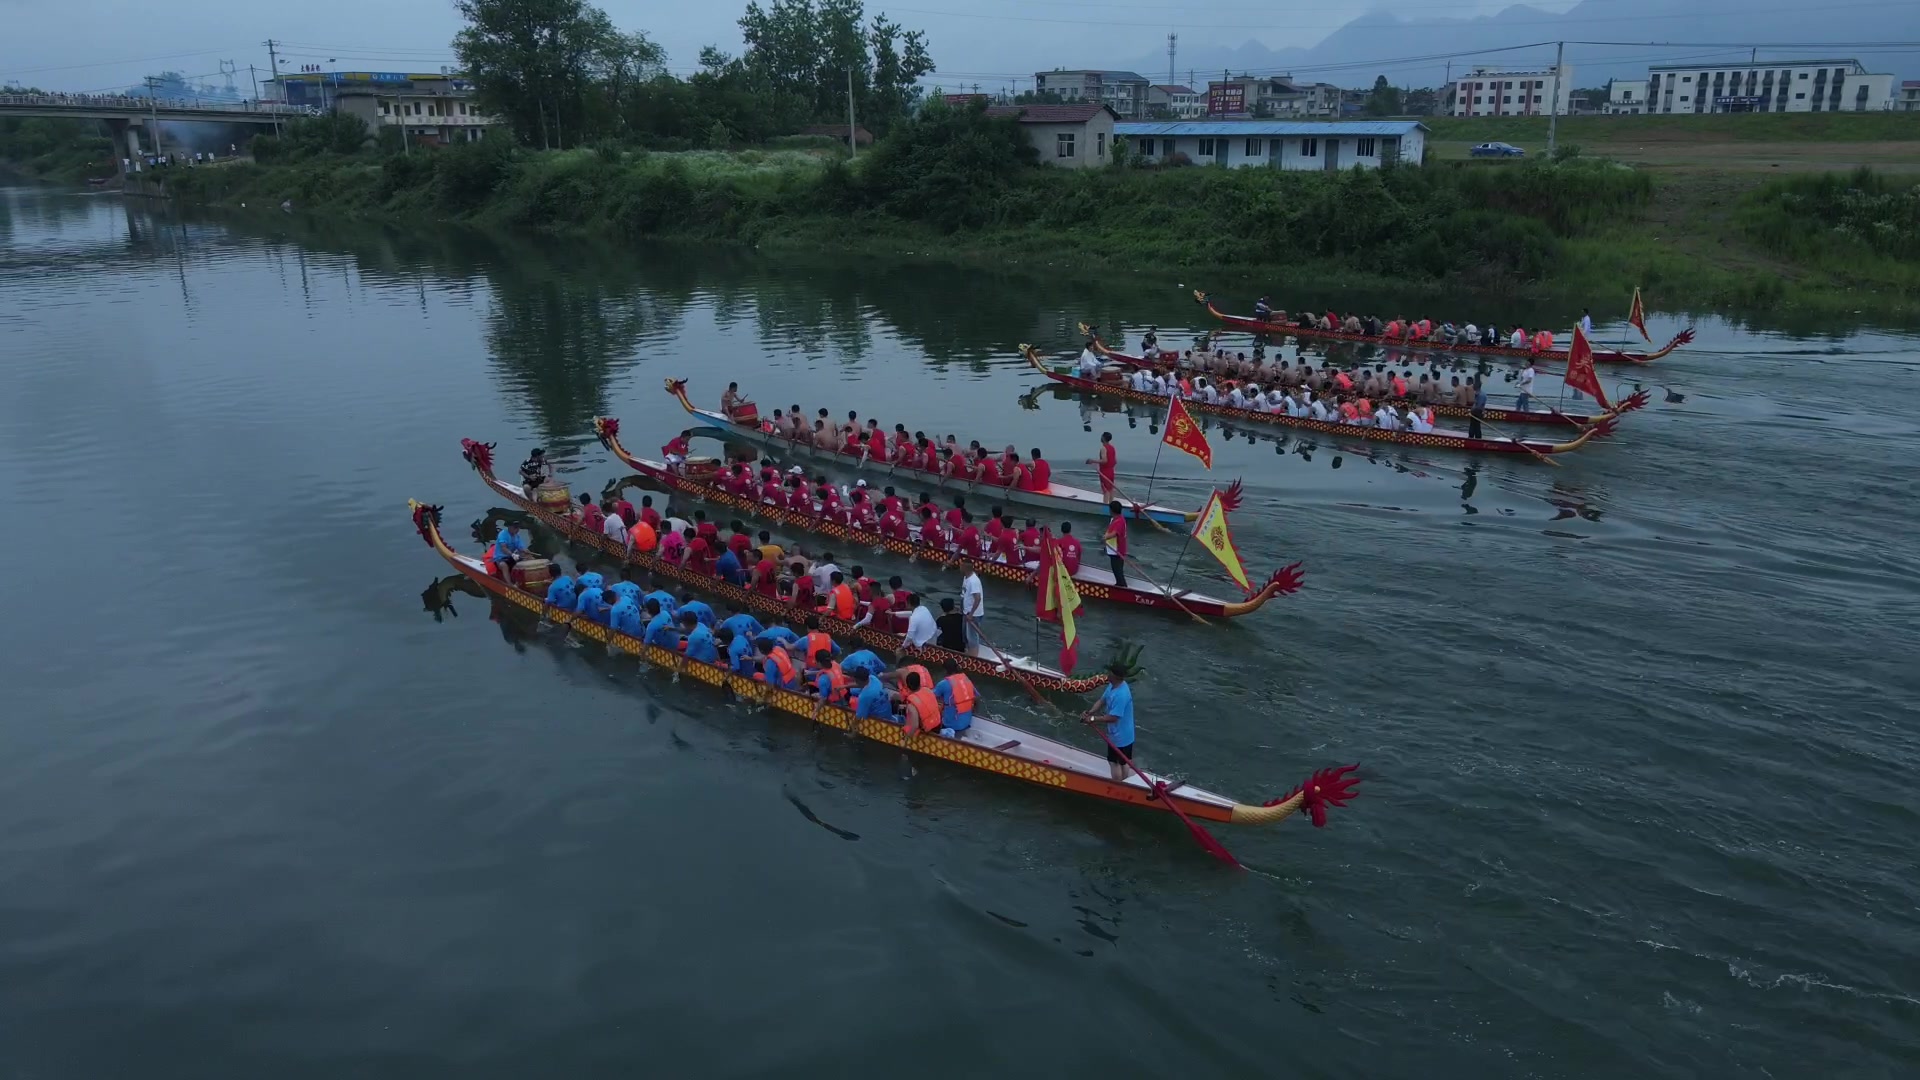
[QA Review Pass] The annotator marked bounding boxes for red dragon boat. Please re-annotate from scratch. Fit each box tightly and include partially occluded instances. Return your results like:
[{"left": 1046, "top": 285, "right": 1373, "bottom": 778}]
[
  {"left": 594, "top": 418, "right": 1305, "bottom": 619},
  {"left": 662, "top": 378, "right": 1197, "bottom": 526},
  {"left": 459, "top": 437, "right": 1106, "bottom": 694},
  {"left": 411, "top": 498, "right": 1360, "bottom": 837},
  {"left": 1194, "top": 290, "right": 1695, "bottom": 365},
  {"left": 1080, "top": 325, "right": 1650, "bottom": 429},
  {"left": 1022, "top": 347, "right": 1619, "bottom": 458}
]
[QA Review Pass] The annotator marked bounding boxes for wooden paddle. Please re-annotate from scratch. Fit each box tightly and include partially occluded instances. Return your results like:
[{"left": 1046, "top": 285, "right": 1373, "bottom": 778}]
[
  {"left": 1116, "top": 554, "right": 1211, "bottom": 625},
  {"left": 966, "top": 616, "right": 1047, "bottom": 706},
  {"left": 1106, "top": 478, "right": 1173, "bottom": 534},
  {"left": 1473, "top": 414, "right": 1561, "bottom": 467}
]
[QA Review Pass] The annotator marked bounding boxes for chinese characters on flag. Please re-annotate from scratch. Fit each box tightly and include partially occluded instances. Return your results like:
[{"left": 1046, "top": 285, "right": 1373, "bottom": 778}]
[
  {"left": 1162, "top": 393, "right": 1213, "bottom": 469},
  {"left": 1563, "top": 325, "right": 1612, "bottom": 411}
]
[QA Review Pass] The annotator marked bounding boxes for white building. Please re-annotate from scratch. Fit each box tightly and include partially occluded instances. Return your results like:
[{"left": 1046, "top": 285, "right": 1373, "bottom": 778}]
[
  {"left": 1606, "top": 79, "right": 1649, "bottom": 115},
  {"left": 1202, "top": 76, "right": 1342, "bottom": 119},
  {"left": 1447, "top": 65, "right": 1571, "bottom": 118},
  {"left": 1646, "top": 60, "right": 1894, "bottom": 113},
  {"left": 267, "top": 71, "right": 497, "bottom": 143},
  {"left": 1033, "top": 70, "right": 1151, "bottom": 118},
  {"left": 1900, "top": 81, "right": 1920, "bottom": 112},
  {"left": 1115, "top": 120, "right": 1426, "bottom": 170},
  {"left": 1148, "top": 84, "right": 1201, "bottom": 119},
  {"left": 986, "top": 103, "right": 1119, "bottom": 169}
]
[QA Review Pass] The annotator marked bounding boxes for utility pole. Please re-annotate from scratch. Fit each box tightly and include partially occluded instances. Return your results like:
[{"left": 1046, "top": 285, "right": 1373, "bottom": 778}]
[
  {"left": 263, "top": 39, "right": 284, "bottom": 136},
  {"left": 1546, "top": 40, "right": 1564, "bottom": 158},
  {"left": 846, "top": 66, "right": 857, "bottom": 159},
  {"left": 248, "top": 64, "right": 261, "bottom": 103}
]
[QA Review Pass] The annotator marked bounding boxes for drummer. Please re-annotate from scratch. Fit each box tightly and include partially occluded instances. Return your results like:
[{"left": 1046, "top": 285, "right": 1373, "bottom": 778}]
[{"left": 519, "top": 447, "right": 552, "bottom": 493}]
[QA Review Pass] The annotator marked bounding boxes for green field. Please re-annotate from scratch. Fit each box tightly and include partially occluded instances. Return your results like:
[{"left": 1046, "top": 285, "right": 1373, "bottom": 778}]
[{"left": 1427, "top": 112, "right": 1920, "bottom": 172}]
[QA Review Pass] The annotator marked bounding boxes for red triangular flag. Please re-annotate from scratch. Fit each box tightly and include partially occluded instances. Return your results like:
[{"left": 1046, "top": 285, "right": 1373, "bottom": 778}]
[
  {"left": 1564, "top": 326, "right": 1612, "bottom": 411},
  {"left": 1162, "top": 393, "right": 1213, "bottom": 468},
  {"left": 1627, "top": 287, "right": 1650, "bottom": 343}
]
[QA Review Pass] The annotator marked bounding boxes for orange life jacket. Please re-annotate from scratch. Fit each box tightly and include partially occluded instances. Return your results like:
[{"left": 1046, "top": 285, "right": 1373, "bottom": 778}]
[
  {"left": 897, "top": 664, "right": 933, "bottom": 697},
  {"left": 905, "top": 688, "right": 942, "bottom": 733},
  {"left": 827, "top": 583, "right": 855, "bottom": 620},
  {"left": 1533, "top": 330, "right": 1553, "bottom": 353},
  {"left": 1334, "top": 371, "right": 1354, "bottom": 390},
  {"left": 822, "top": 662, "right": 851, "bottom": 703},
  {"left": 942, "top": 673, "right": 976, "bottom": 717},
  {"left": 768, "top": 645, "right": 797, "bottom": 687},
  {"left": 803, "top": 630, "right": 834, "bottom": 668}
]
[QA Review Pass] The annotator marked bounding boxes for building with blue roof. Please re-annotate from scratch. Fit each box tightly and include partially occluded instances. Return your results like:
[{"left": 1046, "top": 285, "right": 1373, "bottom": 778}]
[{"left": 1114, "top": 120, "right": 1427, "bottom": 171}]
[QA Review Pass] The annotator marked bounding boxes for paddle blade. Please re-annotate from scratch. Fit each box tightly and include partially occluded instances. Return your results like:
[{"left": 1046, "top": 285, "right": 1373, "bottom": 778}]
[{"left": 1183, "top": 817, "right": 1242, "bottom": 868}]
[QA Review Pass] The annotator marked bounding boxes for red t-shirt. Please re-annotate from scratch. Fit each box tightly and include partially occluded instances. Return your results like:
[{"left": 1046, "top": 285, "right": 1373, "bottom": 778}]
[
  {"left": 1096, "top": 444, "right": 1116, "bottom": 489},
  {"left": 881, "top": 510, "right": 908, "bottom": 540},
  {"left": 992, "top": 529, "right": 1019, "bottom": 560},
  {"left": 579, "top": 503, "right": 604, "bottom": 531},
  {"left": 852, "top": 503, "right": 878, "bottom": 530},
  {"left": 976, "top": 458, "right": 1002, "bottom": 485},
  {"left": 696, "top": 521, "right": 720, "bottom": 545},
  {"left": 728, "top": 533, "right": 753, "bottom": 558},
  {"left": 640, "top": 506, "right": 661, "bottom": 529},
  {"left": 944, "top": 507, "right": 966, "bottom": 530},
  {"left": 1018, "top": 526, "right": 1041, "bottom": 552},
  {"left": 790, "top": 575, "right": 815, "bottom": 608},
  {"left": 1103, "top": 514, "right": 1128, "bottom": 559},
  {"left": 686, "top": 538, "right": 714, "bottom": 576},
  {"left": 919, "top": 516, "right": 944, "bottom": 547},
  {"left": 1059, "top": 535, "right": 1083, "bottom": 573},
  {"left": 955, "top": 526, "right": 980, "bottom": 558},
  {"left": 880, "top": 495, "right": 903, "bottom": 517},
  {"left": 1030, "top": 459, "right": 1051, "bottom": 490},
  {"left": 751, "top": 559, "right": 778, "bottom": 595},
  {"left": 614, "top": 500, "right": 636, "bottom": 526}
]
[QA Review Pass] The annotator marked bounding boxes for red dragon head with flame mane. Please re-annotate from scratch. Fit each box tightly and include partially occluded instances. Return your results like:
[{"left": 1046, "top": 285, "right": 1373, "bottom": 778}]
[
  {"left": 1266, "top": 764, "right": 1362, "bottom": 827},
  {"left": 1669, "top": 327, "right": 1696, "bottom": 349},
  {"left": 593, "top": 417, "right": 620, "bottom": 447},
  {"left": 1266, "top": 562, "right": 1306, "bottom": 597},
  {"left": 1219, "top": 478, "right": 1245, "bottom": 513},
  {"left": 410, "top": 501, "right": 444, "bottom": 546},
  {"left": 460, "top": 439, "right": 496, "bottom": 475},
  {"left": 1588, "top": 415, "right": 1621, "bottom": 440},
  {"left": 662, "top": 378, "right": 689, "bottom": 403},
  {"left": 1617, "top": 388, "right": 1651, "bottom": 415}
]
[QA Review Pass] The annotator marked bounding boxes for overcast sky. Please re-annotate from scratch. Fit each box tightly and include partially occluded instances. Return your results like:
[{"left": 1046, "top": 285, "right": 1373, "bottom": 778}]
[{"left": 0, "top": 0, "right": 1583, "bottom": 94}]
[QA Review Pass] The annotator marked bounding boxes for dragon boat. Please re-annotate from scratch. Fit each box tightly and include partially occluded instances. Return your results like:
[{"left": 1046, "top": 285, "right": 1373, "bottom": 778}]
[
  {"left": 1080, "top": 325, "right": 1651, "bottom": 430},
  {"left": 662, "top": 378, "right": 1197, "bottom": 526},
  {"left": 459, "top": 438, "right": 1106, "bottom": 694},
  {"left": 411, "top": 499, "right": 1361, "bottom": 835},
  {"left": 1022, "top": 347, "right": 1619, "bottom": 458},
  {"left": 593, "top": 419, "right": 1305, "bottom": 619},
  {"left": 1195, "top": 290, "right": 1695, "bottom": 365}
]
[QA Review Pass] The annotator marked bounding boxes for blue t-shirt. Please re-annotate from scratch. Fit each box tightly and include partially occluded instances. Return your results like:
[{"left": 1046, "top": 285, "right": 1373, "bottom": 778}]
[
  {"left": 756, "top": 626, "right": 799, "bottom": 649},
  {"left": 608, "top": 581, "right": 642, "bottom": 605},
  {"left": 840, "top": 650, "right": 887, "bottom": 678},
  {"left": 577, "top": 571, "right": 605, "bottom": 592},
  {"left": 1099, "top": 681, "right": 1136, "bottom": 746},
  {"left": 726, "top": 634, "right": 757, "bottom": 674},
  {"left": 573, "top": 586, "right": 606, "bottom": 620},
  {"left": 853, "top": 678, "right": 893, "bottom": 721},
  {"left": 683, "top": 624, "right": 719, "bottom": 663},
  {"left": 935, "top": 677, "right": 973, "bottom": 730},
  {"left": 715, "top": 549, "right": 745, "bottom": 585},
  {"left": 644, "top": 589, "right": 677, "bottom": 614},
  {"left": 719, "top": 613, "right": 764, "bottom": 640},
  {"left": 544, "top": 575, "right": 577, "bottom": 610},
  {"left": 607, "top": 598, "right": 644, "bottom": 636},
  {"left": 677, "top": 600, "right": 716, "bottom": 627},
  {"left": 643, "top": 610, "right": 679, "bottom": 648},
  {"left": 495, "top": 528, "right": 529, "bottom": 555}
]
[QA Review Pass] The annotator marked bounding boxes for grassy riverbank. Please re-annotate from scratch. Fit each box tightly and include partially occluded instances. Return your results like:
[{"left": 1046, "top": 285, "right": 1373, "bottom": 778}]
[{"left": 158, "top": 120, "right": 1920, "bottom": 319}]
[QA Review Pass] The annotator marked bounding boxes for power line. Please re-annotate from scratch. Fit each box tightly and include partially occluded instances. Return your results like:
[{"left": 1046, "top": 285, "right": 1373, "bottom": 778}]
[{"left": 0, "top": 47, "right": 249, "bottom": 80}]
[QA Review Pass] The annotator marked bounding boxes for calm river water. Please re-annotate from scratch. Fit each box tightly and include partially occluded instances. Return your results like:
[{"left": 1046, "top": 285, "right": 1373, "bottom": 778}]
[{"left": 2, "top": 186, "right": 1916, "bottom": 1078}]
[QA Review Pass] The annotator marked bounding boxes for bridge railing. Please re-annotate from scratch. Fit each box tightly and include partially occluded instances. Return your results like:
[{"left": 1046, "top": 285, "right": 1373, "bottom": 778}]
[{"left": 0, "top": 93, "right": 312, "bottom": 116}]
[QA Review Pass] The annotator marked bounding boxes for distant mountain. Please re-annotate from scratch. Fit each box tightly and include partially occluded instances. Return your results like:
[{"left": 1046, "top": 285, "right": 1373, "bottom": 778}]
[{"left": 1126, "top": 1, "right": 1920, "bottom": 90}]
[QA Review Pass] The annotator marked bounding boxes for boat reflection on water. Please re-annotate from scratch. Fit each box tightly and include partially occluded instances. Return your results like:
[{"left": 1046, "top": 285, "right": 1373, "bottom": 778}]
[{"left": 421, "top": 573, "right": 488, "bottom": 622}]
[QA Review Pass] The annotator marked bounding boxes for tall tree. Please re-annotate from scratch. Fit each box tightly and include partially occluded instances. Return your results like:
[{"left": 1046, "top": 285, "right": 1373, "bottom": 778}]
[
  {"left": 737, "top": 0, "right": 932, "bottom": 134},
  {"left": 1365, "top": 75, "right": 1403, "bottom": 116},
  {"left": 454, "top": 0, "right": 652, "bottom": 148}
]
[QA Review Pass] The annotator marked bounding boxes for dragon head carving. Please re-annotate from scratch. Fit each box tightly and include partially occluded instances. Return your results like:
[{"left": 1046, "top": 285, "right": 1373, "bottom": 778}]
[
  {"left": 409, "top": 500, "right": 444, "bottom": 545},
  {"left": 1266, "top": 561, "right": 1306, "bottom": 596},
  {"left": 1269, "top": 763, "right": 1361, "bottom": 828},
  {"left": 459, "top": 439, "right": 496, "bottom": 474}
]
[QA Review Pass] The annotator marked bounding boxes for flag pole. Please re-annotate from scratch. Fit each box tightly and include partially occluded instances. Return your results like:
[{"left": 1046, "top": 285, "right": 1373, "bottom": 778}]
[{"left": 1141, "top": 384, "right": 1174, "bottom": 505}]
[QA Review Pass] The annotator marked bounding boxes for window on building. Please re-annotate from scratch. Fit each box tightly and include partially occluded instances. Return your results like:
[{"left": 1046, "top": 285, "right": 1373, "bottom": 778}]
[
  {"left": 1683, "top": 76, "right": 1692, "bottom": 83},
  {"left": 1138, "top": 138, "right": 1154, "bottom": 156},
  {"left": 1532, "top": 96, "right": 1541, "bottom": 104},
  {"left": 1680, "top": 96, "right": 1689, "bottom": 103},
  {"left": 1503, "top": 96, "right": 1512, "bottom": 104},
  {"left": 1799, "top": 72, "right": 1809, "bottom": 79},
  {"left": 1474, "top": 96, "right": 1483, "bottom": 105},
  {"left": 1300, "top": 137, "right": 1318, "bottom": 157},
  {"left": 1097, "top": 131, "right": 1106, "bottom": 157},
  {"left": 1244, "top": 138, "right": 1262, "bottom": 156},
  {"left": 1356, "top": 137, "right": 1376, "bottom": 156},
  {"left": 1197, "top": 138, "right": 1216, "bottom": 156},
  {"left": 1796, "top": 92, "right": 1806, "bottom": 99},
  {"left": 1057, "top": 133, "right": 1076, "bottom": 158},
  {"left": 379, "top": 102, "right": 389, "bottom": 115}
]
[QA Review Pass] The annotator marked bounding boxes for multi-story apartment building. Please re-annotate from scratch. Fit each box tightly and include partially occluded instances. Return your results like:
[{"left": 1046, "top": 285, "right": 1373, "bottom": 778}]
[
  {"left": 1446, "top": 65, "right": 1571, "bottom": 117},
  {"left": 1645, "top": 60, "right": 1894, "bottom": 113},
  {"left": 1033, "top": 70, "right": 1151, "bottom": 118}
]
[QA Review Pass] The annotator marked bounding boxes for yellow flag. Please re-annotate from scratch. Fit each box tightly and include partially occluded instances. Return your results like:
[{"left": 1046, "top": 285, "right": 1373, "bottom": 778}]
[
  {"left": 1050, "top": 543, "right": 1083, "bottom": 671},
  {"left": 1191, "top": 490, "right": 1251, "bottom": 592}
]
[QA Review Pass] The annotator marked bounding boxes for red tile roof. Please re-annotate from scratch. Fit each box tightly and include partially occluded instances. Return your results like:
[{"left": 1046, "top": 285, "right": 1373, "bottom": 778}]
[{"left": 984, "top": 103, "right": 1116, "bottom": 123}]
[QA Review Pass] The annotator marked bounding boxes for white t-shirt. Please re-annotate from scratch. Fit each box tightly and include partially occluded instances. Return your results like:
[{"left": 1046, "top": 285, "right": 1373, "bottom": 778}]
[
  {"left": 961, "top": 572, "right": 985, "bottom": 619},
  {"left": 1579, "top": 314, "right": 1594, "bottom": 334},
  {"left": 904, "top": 605, "right": 938, "bottom": 647},
  {"left": 1518, "top": 366, "right": 1536, "bottom": 393},
  {"left": 1510, "top": 329, "right": 1527, "bottom": 348},
  {"left": 1464, "top": 323, "right": 1478, "bottom": 340},
  {"left": 1078, "top": 349, "right": 1101, "bottom": 376},
  {"left": 1409, "top": 411, "right": 1434, "bottom": 434},
  {"left": 810, "top": 561, "right": 840, "bottom": 593},
  {"left": 603, "top": 513, "right": 628, "bottom": 541}
]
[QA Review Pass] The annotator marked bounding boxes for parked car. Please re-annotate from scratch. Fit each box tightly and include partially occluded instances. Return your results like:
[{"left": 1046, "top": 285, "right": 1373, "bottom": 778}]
[{"left": 1470, "top": 142, "right": 1526, "bottom": 158}]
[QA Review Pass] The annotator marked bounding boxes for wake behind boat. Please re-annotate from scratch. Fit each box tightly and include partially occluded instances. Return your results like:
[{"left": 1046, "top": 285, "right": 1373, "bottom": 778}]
[
  {"left": 1022, "top": 346, "right": 1619, "bottom": 458},
  {"left": 592, "top": 420, "right": 1305, "bottom": 619},
  {"left": 409, "top": 499, "right": 1360, "bottom": 835},
  {"left": 661, "top": 377, "right": 1198, "bottom": 526}
]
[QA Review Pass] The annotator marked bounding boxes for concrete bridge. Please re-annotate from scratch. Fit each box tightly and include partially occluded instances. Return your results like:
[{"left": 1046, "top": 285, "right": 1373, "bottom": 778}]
[{"left": 0, "top": 92, "right": 312, "bottom": 179}]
